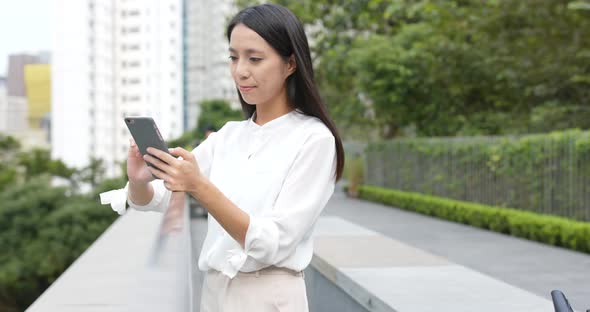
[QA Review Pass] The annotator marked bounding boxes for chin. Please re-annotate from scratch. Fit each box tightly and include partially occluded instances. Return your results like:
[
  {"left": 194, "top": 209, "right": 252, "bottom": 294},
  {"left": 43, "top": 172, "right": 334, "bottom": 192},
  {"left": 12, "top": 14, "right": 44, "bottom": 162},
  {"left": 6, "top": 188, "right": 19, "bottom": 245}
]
[{"left": 239, "top": 95, "right": 257, "bottom": 105}]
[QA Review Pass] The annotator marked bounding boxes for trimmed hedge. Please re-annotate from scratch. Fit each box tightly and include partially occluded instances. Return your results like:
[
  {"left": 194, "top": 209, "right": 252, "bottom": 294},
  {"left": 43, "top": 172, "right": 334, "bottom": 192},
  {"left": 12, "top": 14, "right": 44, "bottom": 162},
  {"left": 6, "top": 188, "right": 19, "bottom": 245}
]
[{"left": 357, "top": 184, "right": 590, "bottom": 254}]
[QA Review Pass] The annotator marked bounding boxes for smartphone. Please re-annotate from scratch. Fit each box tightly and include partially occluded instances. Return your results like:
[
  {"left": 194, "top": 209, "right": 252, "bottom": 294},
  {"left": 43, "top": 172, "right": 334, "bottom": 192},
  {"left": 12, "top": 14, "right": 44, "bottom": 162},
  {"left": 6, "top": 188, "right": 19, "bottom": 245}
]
[{"left": 124, "top": 117, "right": 170, "bottom": 177}]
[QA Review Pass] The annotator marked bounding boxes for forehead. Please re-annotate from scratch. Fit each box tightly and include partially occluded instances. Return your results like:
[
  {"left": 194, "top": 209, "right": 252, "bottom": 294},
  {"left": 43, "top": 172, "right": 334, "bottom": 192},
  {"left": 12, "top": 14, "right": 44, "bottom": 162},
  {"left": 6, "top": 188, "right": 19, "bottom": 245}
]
[{"left": 229, "top": 24, "right": 272, "bottom": 52}]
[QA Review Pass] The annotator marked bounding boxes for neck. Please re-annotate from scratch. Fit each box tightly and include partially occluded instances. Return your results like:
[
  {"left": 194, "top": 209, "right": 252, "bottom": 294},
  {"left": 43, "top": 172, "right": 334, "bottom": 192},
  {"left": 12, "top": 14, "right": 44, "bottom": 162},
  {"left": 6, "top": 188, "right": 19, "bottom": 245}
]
[{"left": 254, "top": 88, "right": 292, "bottom": 126}]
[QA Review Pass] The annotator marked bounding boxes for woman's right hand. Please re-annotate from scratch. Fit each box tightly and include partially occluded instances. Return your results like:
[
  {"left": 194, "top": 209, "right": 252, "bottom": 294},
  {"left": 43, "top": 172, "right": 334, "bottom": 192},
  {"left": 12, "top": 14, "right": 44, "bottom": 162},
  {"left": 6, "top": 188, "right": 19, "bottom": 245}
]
[{"left": 127, "top": 138, "right": 155, "bottom": 185}]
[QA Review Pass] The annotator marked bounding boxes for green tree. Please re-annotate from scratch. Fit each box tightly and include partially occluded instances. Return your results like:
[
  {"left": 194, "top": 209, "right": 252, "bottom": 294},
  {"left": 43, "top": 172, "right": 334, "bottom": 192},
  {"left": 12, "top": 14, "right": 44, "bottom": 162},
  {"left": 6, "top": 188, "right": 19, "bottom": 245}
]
[
  {"left": 237, "top": 0, "right": 590, "bottom": 137},
  {"left": 169, "top": 99, "right": 243, "bottom": 148},
  {"left": 0, "top": 136, "right": 120, "bottom": 311},
  {"left": 17, "top": 148, "right": 75, "bottom": 182},
  {"left": 197, "top": 99, "right": 244, "bottom": 132},
  {"left": 0, "top": 177, "right": 117, "bottom": 311},
  {"left": 72, "top": 157, "right": 106, "bottom": 189}
]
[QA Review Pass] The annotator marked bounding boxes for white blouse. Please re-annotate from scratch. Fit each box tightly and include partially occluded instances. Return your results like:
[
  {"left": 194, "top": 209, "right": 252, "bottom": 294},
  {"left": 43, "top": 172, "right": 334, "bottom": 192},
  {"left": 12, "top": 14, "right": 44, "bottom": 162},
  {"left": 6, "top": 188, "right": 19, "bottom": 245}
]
[{"left": 101, "top": 109, "right": 337, "bottom": 278}]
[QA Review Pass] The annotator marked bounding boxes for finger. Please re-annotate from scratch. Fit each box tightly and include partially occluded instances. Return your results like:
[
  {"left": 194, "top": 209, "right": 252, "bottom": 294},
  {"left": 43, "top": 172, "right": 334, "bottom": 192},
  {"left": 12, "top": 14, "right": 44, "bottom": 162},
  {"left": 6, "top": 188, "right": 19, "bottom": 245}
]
[
  {"left": 144, "top": 154, "right": 173, "bottom": 173},
  {"left": 147, "top": 147, "right": 178, "bottom": 165},
  {"left": 169, "top": 147, "right": 194, "bottom": 160},
  {"left": 129, "top": 144, "right": 141, "bottom": 158},
  {"left": 147, "top": 166, "right": 170, "bottom": 181}
]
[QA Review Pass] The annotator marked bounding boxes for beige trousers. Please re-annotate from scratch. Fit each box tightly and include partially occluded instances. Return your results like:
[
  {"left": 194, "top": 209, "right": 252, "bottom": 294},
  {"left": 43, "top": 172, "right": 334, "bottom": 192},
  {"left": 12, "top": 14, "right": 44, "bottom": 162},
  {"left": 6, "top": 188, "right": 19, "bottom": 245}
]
[{"left": 200, "top": 267, "right": 309, "bottom": 312}]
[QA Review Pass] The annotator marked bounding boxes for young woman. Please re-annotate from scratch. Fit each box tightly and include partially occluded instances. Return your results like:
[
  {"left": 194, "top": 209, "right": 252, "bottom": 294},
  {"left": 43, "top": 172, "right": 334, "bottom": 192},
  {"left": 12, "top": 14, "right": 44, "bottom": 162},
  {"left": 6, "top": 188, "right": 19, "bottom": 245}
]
[{"left": 107, "top": 3, "right": 344, "bottom": 311}]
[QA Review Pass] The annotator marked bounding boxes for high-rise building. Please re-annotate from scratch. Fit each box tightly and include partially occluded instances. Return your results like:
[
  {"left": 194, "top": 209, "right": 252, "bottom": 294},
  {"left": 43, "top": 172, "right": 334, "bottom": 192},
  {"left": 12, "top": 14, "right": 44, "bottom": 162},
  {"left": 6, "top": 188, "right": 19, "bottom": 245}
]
[
  {"left": 0, "top": 77, "right": 9, "bottom": 132},
  {"left": 0, "top": 54, "right": 53, "bottom": 148},
  {"left": 6, "top": 54, "right": 40, "bottom": 97},
  {"left": 0, "top": 54, "right": 39, "bottom": 137},
  {"left": 52, "top": 0, "right": 184, "bottom": 177},
  {"left": 24, "top": 64, "right": 51, "bottom": 129},
  {"left": 184, "top": 0, "right": 238, "bottom": 131}
]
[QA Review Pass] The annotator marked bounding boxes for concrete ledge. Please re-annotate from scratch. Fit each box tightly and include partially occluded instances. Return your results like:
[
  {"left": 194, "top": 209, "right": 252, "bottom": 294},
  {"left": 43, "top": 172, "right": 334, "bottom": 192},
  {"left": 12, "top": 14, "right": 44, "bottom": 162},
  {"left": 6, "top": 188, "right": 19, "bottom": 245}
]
[
  {"left": 311, "top": 216, "right": 556, "bottom": 312},
  {"left": 27, "top": 200, "right": 192, "bottom": 312},
  {"left": 26, "top": 210, "right": 162, "bottom": 311}
]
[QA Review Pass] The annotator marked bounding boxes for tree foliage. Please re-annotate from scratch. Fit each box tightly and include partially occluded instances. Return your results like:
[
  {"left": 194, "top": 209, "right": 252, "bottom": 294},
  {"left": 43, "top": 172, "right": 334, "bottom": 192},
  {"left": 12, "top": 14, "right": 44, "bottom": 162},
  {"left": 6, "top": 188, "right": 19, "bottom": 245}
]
[
  {"left": 0, "top": 134, "right": 120, "bottom": 311},
  {"left": 196, "top": 99, "right": 244, "bottom": 133},
  {"left": 237, "top": 0, "right": 590, "bottom": 138},
  {"left": 168, "top": 99, "right": 243, "bottom": 148}
]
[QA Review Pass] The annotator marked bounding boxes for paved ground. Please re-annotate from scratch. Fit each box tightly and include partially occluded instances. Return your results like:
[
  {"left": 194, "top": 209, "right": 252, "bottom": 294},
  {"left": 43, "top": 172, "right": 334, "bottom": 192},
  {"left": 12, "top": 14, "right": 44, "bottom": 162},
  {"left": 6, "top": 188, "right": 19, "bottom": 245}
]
[
  {"left": 324, "top": 187, "right": 590, "bottom": 311},
  {"left": 190, "top": 187, "right": 590, "bottom": 311}
]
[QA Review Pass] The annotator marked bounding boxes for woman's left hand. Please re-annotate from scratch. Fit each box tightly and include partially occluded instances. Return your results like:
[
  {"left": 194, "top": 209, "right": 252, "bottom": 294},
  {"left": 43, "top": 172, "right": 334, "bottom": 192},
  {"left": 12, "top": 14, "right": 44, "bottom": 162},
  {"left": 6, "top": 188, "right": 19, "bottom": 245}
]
[{"left": 144, "top": 147, "right": 203, "bottom": 193}]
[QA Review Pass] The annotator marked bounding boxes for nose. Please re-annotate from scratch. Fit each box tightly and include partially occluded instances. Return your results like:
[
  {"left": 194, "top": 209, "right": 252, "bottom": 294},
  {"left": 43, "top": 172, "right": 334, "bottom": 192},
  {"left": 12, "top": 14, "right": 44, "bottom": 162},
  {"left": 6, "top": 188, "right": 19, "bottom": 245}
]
[{"left": 234, "top": 59, "right": 250, "bottom": 79}]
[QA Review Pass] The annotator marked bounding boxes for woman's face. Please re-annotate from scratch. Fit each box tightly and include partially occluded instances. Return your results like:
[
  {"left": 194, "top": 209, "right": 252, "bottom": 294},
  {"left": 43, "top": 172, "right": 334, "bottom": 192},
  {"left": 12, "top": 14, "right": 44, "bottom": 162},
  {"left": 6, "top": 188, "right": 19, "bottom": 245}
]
[{"left": 229, "top": 24, "right": 295, "bottom": 107}]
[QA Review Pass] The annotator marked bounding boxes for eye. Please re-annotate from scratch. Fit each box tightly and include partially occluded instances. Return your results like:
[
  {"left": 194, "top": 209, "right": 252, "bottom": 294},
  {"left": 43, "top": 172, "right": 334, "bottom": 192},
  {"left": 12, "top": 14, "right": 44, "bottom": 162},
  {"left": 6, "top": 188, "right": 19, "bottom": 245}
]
[
  {"left": 228, "top": 56, "right": 238, "bottom": 62},
  {"left": 249, "top": 57, "right": 262, "bottom": 63}
]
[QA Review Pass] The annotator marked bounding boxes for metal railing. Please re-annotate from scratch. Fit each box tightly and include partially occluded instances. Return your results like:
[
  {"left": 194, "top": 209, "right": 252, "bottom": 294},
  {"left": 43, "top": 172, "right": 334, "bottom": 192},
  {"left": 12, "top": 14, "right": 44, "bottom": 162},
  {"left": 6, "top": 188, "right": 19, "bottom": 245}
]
[{"left": 363, "top": 131, "right": 590, "bottom": 221}]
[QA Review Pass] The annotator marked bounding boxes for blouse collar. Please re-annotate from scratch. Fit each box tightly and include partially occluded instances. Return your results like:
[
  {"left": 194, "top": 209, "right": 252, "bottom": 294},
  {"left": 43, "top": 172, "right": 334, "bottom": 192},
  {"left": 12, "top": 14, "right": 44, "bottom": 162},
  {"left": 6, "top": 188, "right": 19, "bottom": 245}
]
[{"left": 247, "top": 109, "right": 300, "bottom": 131}]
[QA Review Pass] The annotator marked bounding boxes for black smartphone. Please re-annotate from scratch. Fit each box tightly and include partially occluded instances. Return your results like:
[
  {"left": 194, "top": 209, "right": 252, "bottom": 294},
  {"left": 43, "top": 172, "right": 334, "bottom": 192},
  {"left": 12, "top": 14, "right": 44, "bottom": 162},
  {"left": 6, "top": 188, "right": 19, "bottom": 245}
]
[{"left": 124, "top": 117, "right": 170, "bottom": 178}]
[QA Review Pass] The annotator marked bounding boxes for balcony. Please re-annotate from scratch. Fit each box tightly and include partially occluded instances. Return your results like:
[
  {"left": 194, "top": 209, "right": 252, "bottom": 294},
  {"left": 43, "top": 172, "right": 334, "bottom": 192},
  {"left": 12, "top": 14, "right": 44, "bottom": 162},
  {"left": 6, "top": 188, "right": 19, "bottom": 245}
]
[{"left": 26, "top": 189, "right": 589, "bottom": 311}]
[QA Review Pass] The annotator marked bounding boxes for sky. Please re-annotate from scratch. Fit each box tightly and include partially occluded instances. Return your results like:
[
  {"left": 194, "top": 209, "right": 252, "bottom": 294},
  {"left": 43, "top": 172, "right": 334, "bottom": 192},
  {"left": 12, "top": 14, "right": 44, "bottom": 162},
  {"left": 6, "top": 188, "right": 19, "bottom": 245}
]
[{"left": 0, "top": 0, "right": 52, "bottom": 76}]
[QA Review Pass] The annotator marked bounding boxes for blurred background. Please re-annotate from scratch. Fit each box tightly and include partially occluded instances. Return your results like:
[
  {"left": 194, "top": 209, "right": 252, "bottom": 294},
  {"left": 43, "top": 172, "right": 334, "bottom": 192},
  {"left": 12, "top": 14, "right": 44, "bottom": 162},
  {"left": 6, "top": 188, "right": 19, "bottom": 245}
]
[{"left": 0, "top": 0, "right": 589, "bottom": 311}]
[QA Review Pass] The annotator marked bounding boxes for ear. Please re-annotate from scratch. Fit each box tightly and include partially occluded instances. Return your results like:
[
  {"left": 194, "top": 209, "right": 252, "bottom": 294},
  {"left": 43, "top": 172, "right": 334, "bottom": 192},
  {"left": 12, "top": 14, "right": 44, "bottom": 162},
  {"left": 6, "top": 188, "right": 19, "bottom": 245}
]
[{"left": 286, "top": 54, "right": 297, "bottom": 76}]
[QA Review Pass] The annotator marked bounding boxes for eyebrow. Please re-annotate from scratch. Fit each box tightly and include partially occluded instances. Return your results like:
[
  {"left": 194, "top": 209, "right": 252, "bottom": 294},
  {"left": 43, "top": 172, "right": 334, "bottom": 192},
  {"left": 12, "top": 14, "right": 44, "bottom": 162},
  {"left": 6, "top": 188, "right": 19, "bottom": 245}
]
[{"left": 228, "top": 47, "right": 264, "bottom": 54}]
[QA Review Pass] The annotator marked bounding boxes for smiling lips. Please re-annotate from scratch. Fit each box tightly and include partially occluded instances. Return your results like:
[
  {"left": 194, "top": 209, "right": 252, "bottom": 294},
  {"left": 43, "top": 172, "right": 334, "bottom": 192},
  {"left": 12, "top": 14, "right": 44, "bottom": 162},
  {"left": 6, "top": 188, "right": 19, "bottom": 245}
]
[{"left": 239, "top": 86, "right": 256, "bottom": 92}]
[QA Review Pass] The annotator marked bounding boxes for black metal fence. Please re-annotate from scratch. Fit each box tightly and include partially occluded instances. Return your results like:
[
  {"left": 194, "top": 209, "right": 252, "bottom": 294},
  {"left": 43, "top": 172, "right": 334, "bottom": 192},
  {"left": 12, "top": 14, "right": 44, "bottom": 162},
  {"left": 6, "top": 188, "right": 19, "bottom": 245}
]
[{"left": 363, "top": 130, "right": 590, "bottom": 221}]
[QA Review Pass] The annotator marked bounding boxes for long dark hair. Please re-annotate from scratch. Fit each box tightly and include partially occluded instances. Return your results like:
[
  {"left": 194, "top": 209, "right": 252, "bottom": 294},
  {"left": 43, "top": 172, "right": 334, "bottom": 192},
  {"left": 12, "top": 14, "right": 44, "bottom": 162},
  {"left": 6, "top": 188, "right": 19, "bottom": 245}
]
[{"left": 227, "top": 4, "right": 345, "bottom": 181}]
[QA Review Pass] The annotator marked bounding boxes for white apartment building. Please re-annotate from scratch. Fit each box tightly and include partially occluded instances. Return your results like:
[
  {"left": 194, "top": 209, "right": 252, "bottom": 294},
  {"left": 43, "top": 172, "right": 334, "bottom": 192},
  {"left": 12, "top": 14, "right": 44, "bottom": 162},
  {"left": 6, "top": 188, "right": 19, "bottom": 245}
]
[
  {"left": 0, "top": 89, "right": 28, "bottom": 136},
  {"left": 52, "top": 0, "right": 183, "bottom": 177},
  {"left": 185, "top": 0, "right": 238, "bottom": 131}
]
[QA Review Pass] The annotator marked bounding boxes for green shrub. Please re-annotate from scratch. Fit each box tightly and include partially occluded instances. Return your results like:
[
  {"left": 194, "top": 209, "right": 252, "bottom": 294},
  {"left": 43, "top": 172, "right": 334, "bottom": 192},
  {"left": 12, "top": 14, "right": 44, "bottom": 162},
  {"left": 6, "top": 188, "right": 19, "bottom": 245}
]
[{"left": 358, "top": 185, "right": 590, "bottom": 254}]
